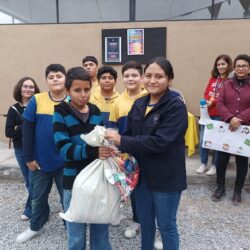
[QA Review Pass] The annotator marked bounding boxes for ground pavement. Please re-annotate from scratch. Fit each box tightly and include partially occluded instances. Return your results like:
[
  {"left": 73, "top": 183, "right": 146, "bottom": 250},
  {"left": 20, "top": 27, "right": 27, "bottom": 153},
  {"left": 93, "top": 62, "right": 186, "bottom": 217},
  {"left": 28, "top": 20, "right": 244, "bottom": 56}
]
[{"left": 0, "top": 141, "right": 249, "bottom": 250}]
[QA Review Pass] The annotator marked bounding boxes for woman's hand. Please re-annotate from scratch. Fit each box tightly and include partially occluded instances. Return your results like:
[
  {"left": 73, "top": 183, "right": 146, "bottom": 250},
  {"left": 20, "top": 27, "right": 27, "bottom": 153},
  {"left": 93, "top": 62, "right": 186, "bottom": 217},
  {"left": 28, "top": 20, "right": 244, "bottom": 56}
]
[
  {"left": 229, "top": 117, "right": 242, "bottom": 132},
  {"left": 104, "top": 130, "right": 121, "bottom": 146}
]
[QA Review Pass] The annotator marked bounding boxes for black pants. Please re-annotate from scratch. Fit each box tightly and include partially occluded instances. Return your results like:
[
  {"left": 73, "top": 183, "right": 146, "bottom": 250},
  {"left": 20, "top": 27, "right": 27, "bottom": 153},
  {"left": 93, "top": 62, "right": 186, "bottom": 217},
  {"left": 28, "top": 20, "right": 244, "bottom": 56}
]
[
  {"left": 216, "top": 151, "right": 249, "bottom": 191},
  {"left": 130, "top": 191, "right": 139, "bottom": 223}
]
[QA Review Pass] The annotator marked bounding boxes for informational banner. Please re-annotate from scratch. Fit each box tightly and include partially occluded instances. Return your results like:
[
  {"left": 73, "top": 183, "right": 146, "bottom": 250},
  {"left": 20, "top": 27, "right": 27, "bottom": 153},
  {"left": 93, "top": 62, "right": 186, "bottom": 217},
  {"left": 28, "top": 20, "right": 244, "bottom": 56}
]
[
  {"left": 105, "top": 37, "right": 121, "bottom": 63},
  {"left": 127, "top": 29, "right": 144, "bottom": 55},
  {"left": 203, "top": 119, "right": 250, "bottom": 157}
]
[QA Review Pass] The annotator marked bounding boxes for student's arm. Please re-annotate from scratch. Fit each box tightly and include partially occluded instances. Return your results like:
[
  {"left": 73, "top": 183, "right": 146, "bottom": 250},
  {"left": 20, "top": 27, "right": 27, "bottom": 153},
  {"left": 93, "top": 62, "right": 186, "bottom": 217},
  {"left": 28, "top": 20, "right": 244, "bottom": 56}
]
[
  {"left": 108, "top": 101, "right": 119, "bottom": 129},
  {"left": 22, "top": 96, "right": 40, "bottom": 170},
  {"left": 22, "top": 120, "right": 40, "bottom": 170},
  {"left": 123, "top": 104, "right": 133, "bottom": 136},
  {"left": 5, "top": 107, "right": 22, "bottom": 139},
  {"left": 53, "top": 109, "right": 98, "bottom": 161}
]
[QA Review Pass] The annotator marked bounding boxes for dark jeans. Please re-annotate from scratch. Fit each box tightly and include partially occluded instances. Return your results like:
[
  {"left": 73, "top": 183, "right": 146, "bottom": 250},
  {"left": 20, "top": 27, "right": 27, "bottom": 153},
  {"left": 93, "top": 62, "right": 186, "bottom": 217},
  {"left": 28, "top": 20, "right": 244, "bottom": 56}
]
[
  {"left": 30, "top": 168, "right": 63, "bottom": 231},
  {"left": 14, "top": 147, "right": 32, "bottom": 218},
  {"left": 216, "top": 151, "right": 249, "bottom": 191},
  {"left": 64, "top": 189, "right": 112, "bottom": 250},
  {"left": 130, "top": 191, "right": 139, "bottom": 223},
  {"left": 135, "top": 178, "right": 182, "bottom": 250}
]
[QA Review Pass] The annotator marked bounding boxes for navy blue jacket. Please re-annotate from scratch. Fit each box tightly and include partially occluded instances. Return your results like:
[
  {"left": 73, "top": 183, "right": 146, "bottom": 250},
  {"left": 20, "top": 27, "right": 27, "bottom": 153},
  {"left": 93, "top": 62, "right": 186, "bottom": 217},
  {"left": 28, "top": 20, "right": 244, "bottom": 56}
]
[{"left": 120, "top": 90, "right": 188, "bottom": 192}]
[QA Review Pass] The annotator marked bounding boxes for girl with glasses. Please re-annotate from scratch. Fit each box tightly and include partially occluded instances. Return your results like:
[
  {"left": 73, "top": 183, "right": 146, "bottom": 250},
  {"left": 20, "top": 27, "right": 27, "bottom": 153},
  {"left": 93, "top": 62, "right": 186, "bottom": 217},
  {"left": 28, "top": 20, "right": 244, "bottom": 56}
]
[{"left": 5, "top": 77, "right": 40, "bottom": 220}]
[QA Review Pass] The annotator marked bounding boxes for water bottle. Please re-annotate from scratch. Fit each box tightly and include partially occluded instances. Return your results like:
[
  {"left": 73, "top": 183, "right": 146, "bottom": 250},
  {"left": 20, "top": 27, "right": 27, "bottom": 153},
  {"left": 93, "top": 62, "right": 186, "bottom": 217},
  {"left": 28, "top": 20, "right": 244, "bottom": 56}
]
[{"left": 199, "top": 98, "right": 210, "bottom": 125}]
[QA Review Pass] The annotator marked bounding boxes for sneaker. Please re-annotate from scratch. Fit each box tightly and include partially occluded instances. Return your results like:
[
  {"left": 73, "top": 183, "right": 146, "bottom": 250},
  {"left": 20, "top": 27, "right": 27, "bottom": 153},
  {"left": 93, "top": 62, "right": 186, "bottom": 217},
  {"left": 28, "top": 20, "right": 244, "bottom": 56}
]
[
  {"left": 20, "top": 214, "right": 30, "bottom": 221},
  {"left": 211, "top": 186, "right": 225, "bottom": 202},
  {"left": 206, "top": 165, "right": 216, "bottom": 176},
  {"left": 16, "top": 228, "right": 43, "bottom": 243},
  {"left": 232, "top": 191, "right": 242, "bottom": 206},
  {"left": 124, "top": 222, "right": 140, "bottom": 239},
  {"left": 154, "top": 238, "right": 163, "bottom": 250},
  {"left": 196, "top": 164, "right": 207, "bottom": 174}
]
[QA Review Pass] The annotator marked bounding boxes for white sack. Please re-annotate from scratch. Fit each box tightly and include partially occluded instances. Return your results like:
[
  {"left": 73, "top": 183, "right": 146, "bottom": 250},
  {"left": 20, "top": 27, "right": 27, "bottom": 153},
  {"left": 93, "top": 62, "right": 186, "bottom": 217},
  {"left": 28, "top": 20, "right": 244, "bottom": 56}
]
[{"left": 59, "top": 158, "right": 120, "bottom": 224}]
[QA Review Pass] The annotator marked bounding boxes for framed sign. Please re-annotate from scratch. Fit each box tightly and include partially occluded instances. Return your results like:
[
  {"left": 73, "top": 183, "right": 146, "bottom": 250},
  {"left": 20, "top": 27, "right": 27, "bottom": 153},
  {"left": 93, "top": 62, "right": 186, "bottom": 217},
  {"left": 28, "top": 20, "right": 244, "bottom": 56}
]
[
  {"left": 127, "top": 29, "right": 144, "bottom": 55},
  {"left": 104, "top": 37, "right": 121, "bottom": 63}
]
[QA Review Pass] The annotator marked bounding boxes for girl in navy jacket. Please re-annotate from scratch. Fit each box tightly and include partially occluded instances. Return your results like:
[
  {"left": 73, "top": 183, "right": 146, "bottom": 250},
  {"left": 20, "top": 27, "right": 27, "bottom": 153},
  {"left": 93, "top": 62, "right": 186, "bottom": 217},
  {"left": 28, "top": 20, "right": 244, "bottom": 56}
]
[{"left": 105, "top": 57, "right": 188, "bottom": 250}]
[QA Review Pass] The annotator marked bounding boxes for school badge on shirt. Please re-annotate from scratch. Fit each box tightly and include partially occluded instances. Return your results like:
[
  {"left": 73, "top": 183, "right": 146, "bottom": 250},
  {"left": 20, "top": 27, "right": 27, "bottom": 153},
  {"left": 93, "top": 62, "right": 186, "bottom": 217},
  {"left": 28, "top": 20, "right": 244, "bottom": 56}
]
[{"left": 153, "top": 114, "right": 160, "bottom": 125}]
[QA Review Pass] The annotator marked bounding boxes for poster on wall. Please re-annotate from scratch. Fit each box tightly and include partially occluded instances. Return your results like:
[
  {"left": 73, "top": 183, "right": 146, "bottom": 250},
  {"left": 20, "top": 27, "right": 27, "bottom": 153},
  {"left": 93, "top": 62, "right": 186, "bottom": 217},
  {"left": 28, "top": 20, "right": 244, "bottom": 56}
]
[
  {"left": 203, "top": 119, "right": 250, "bottom": 157},
  {"left": 127, "top": 29, "right": 144, "bottom": 55},
  {"left": 104, "top": 37, "right": 121, "bottom": 63}
]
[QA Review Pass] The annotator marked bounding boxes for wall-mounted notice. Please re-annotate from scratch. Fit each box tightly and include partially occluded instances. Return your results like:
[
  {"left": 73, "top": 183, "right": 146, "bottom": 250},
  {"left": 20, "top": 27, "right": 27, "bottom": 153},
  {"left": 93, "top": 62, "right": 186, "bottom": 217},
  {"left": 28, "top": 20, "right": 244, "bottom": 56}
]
[
  {"left": 105, "top": 37, "right": 121, "bottom": 63},
  {"left": 127, "top": 29, "right": 144, "bottom": 55},
  {"left": 102, "top": 27, "right": 166, "bottom": 64}
]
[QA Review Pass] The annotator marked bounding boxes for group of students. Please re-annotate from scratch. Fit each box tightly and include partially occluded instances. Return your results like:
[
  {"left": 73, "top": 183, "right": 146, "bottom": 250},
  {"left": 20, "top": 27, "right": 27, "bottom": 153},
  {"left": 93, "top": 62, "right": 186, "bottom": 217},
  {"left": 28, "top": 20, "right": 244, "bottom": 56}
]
[
  {"left": 5, "top": 53, "right": 250, "bottom": 250},
  {"left": 197, "top": 54, "right": 250, "bottom": 206},
  {"left": 6, "top": 56, "right": 186, "bottom": 250}
]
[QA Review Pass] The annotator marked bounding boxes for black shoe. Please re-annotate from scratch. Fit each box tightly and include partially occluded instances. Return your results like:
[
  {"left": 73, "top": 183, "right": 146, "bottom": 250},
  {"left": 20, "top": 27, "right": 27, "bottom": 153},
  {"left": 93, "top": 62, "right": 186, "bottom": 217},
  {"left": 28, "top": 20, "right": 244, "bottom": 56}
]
[
  {"left": 232, "top": 191, "right": 242, "bottom": 206},
  {"left": 211, "top": 187, "right": 225, "bottom": 202}
]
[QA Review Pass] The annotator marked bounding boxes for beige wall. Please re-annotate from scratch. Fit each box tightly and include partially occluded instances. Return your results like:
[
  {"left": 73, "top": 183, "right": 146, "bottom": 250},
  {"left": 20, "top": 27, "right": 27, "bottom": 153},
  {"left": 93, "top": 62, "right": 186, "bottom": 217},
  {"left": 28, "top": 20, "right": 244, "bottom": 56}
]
[{"left": 0, "top": 19, "right": 250, "bottom": 141}]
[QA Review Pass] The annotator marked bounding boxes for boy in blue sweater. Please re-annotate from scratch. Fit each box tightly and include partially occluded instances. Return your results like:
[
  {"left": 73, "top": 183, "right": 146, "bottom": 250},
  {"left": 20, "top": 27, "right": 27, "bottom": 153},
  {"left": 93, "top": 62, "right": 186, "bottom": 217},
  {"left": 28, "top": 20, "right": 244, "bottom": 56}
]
[
  {"left": 53, "top": 67, "right": 112, "bottom": 250},
  {"left": 17, "top": 64, "right": 68, "bottom": 243}
]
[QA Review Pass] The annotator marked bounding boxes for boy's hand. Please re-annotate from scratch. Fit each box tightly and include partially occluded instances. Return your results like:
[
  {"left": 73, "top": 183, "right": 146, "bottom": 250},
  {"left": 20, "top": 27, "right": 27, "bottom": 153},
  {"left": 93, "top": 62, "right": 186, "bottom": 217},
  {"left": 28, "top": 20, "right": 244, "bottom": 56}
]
[
  {"left": 98, "top": 146, "right": 112, "bottom": 160},
  {"left": 27, "top": 160, "right": 41, "bottom": 171}
]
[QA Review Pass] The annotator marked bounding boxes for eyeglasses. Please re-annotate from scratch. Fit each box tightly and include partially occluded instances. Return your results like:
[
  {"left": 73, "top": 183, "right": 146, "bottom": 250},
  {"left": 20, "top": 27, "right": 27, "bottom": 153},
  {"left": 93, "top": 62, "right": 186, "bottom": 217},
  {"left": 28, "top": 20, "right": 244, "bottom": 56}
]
[
  {"left": 22, "top": 85, "right": 35, "bottom": 90},
  {"left": 235, "top": 64, "right": 249, "bottom": 69}
]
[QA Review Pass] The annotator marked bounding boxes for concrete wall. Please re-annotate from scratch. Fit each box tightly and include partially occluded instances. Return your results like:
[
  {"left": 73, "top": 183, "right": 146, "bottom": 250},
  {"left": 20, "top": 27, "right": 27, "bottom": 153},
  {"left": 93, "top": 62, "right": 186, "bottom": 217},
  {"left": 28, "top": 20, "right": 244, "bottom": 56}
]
[{"left": 0, "top": 19, "right": 250, "bottom": 141}]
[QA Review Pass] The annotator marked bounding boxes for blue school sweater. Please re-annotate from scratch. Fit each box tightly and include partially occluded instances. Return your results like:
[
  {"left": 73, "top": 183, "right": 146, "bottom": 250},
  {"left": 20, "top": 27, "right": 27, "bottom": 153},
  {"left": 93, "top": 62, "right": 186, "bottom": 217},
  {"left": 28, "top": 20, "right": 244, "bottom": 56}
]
[{"left": 22, "top": 92, "right": 68, "bottom": 172}]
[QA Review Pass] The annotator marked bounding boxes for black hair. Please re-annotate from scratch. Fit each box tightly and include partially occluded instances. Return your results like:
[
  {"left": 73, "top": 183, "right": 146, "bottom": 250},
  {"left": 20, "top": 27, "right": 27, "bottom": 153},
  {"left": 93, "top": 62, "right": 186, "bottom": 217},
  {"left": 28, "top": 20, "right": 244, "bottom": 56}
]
[
  {"left": 144, "top": 57, "right": 174, "bottom": 80},
  {"left": 233, "top": 54, "right": 250, "bottom": 67},
  {"left": 82, "top": 56, "right": 98, "bottom": 66},
  {"left": 211, "top": 54, "right": 233, "bottom": 78},
  {"left": 97, "top": 66, "right": 117, "bottom": 81},
  {"left": 122, "top": 61, "right": 143, "bottom": 75},
  {"left": 13, "top": 77, "right": 40, "bottom": 103},
  {"left": 65, "top": 67, "right": 91, "bottom": 90},
  {"left": 45, "top": 64, "right": 66, "bottom": 78}
]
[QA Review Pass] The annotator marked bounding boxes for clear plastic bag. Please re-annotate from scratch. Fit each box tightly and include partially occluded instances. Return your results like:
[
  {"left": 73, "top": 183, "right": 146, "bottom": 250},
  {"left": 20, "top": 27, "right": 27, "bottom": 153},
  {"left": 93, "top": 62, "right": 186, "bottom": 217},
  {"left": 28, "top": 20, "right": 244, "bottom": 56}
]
[{"left": 104, "top": 154, "right": 139, "bottom": 200}]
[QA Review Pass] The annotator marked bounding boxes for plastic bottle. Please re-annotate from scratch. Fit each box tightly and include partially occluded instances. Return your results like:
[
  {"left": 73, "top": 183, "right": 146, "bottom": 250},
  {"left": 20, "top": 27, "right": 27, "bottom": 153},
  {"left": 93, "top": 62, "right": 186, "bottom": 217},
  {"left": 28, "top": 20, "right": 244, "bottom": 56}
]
[{"left": 199, "top": 98, "right": 210, "bottom": 125}]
